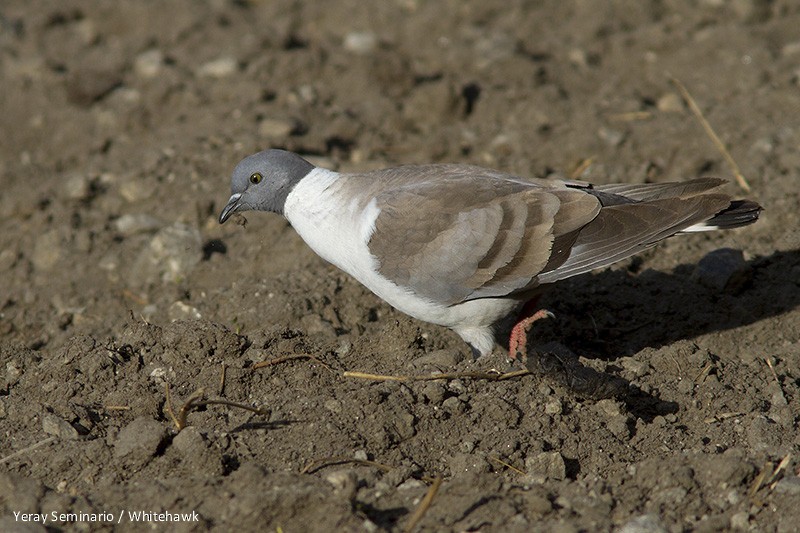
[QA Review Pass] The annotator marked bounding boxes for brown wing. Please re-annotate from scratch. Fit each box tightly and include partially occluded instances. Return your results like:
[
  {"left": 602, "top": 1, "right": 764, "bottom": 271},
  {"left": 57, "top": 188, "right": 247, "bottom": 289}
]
[
  {"left": 367, "top": 171, "right": 600, "bottom": 305},
  {"left": 536, "top": 183, "right": 734, "bottom": 283},
  {"left": 366, "top": 166, "right": 747, "bottom": 303}
]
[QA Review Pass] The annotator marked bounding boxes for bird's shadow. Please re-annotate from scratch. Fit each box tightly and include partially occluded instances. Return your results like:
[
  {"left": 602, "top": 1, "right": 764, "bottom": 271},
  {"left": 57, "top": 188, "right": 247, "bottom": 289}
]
[
  {"left": 520, "top": 248, "right": 799, "bottom": 419},
  {"left": 535, "top": 248, "right": 800, "bottom": 359}
]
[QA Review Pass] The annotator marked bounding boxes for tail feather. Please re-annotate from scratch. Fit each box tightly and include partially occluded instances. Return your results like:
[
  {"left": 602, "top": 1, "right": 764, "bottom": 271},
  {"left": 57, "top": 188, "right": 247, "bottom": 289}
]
[
  {"left": 593, "top": 177, "right": 725, "bottom": 201},
  {"left": 681, "top": 199, "right": 762, "bottom": 233}
]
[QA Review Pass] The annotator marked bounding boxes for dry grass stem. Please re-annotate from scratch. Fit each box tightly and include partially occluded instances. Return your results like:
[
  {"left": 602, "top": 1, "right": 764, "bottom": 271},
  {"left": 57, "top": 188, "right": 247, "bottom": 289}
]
[
  {"left": 302, "top": 457, "right": 439, "bottom": 484},
  {"left": 704, "top": 411, "right": 745, "bottom": 424},
  {"left": 693, "top": 363, "right": 713, "bottom": 384},
  {"left": 403, "top": 475, "right": 443, "bottom": 533},
  {"left": 165, "top": 385, "right": 267, "bottom": 431},
  {"left": 121, "top": 289, "right": 148, "bottom": 306},
  {"left": 569, "top": 157, "right": 594, "bottom": 180},
  {"left": 164, "top": 383, "right": 180, "bottom": 429},
  {"left": 253, "top": 353, "right": 332, "bottom": 371},
  {"left": 764, "top": 356, "right": 780, "bottom": 382},
  {"left": 767, "top": 453, "right": 792, "bottom": 489},
  {"left": 343, "top": 369, "right": 531, "bottom": 383},
  {"left": 103, "top": 405, "right": 131, "bottom": 411},
  {"left": 219, "top": 363, "right": 227, "bottom": 396},
  {"left": 608, "top": 111, "right": 652, "bottom": 121},
  {"left": 764, "top": 356, "right": 788, "bottom": 406},
  {"left": 749, "top": 462, "right": 772, "bottom": 497},
  {"left": 195, "top": 399, "right": 269, "bottom": 416},
  {"left": 301, "top": 456, "right": 395, "bottom": 475},
  {"left": 1, "top": 437, "right": 57, "bottom": 464},
  {"left": 668, "top": 351, "right": 682, "bottom": 375},
  {"left": 669, "top": 76, "right": 751, "bottom": 192},
  {"left": 165, "top": 385, "right": 205, "bottom": 430},
  {"left": 488, "top": 455, "right": 527, "bottom": 476}
]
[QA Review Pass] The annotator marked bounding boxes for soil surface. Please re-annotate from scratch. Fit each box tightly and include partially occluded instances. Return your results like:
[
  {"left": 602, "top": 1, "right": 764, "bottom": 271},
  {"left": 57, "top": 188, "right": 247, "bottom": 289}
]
[{"left": 2, "top": 1, "right": 799, "bottom": 531}]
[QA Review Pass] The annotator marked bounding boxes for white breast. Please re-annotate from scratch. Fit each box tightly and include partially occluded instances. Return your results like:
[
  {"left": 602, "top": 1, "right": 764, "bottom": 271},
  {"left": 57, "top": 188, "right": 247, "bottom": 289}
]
[{"left": 283, "top": 168, "right": 519, "bottom": 353}]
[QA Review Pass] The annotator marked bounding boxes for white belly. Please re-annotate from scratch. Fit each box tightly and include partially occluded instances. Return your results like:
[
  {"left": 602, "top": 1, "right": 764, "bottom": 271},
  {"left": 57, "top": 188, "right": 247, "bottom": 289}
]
[{"left": 283, "top": 168, "right": 520, "bottom": 356}]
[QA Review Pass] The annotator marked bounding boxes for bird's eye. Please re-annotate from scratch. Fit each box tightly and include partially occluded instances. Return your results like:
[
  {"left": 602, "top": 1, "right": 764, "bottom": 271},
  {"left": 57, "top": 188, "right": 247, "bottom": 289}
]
[{"left": 249, "top": 172, "right": 263, "bottom": 184}]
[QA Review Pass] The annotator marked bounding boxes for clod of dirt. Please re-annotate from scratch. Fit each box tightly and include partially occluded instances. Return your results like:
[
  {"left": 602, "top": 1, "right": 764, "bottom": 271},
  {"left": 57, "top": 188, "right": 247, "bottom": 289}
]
[
  {"left": 524, "top": 451, "right": 567, "bottom": 483},
  {"left": 113, "top": 417, "right": 168, "bottom": 467},
  {"left": 171, "top": 426, "right": 224, "bottom": 477},
  {"left": 41, "top": 413, "right": 80, "bottom": 440}
]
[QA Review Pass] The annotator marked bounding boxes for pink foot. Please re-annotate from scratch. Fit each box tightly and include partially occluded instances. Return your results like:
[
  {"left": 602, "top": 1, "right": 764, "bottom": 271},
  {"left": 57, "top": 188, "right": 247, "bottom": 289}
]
[{"left": 508, "top": 309, "right": 555, "bottom": 362}]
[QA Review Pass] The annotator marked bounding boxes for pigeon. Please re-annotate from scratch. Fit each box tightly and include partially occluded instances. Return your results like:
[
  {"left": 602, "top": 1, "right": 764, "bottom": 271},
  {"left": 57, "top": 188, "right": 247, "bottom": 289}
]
[{"left": 219, "top": 149, "right": 761, "bottom": 359}]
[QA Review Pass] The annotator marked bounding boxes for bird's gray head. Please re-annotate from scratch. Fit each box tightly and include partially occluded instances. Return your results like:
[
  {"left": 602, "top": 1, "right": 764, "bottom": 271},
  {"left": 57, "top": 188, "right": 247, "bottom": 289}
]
[{"left": 218, "top": 149, "right": 315, "bottom": 223}]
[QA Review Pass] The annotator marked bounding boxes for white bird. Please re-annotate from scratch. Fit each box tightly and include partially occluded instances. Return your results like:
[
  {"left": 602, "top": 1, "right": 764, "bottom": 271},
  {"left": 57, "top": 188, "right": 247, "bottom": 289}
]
[{"left": 219, "top": 149, "right": 761, "bottom": 360}]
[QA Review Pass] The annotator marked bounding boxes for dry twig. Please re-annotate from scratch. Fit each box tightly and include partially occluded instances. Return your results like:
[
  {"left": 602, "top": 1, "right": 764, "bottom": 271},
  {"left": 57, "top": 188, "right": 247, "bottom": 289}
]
[
  {"left": 301, "top": 456, "right": 439, "bottom": 484},
  {"left": 569, "top": 157, "right": 594, "bottom": 180},
  {"left": 301, "top": 456, "right": 394, "bottom": 475},
  {"left": 403, "top": 475, "right": 443, "bottom": 533},
  {"left": 165, "top": 385, "right": 268, "bottom": 431},
  {"left": 343, "top": 369, "right": 530, "bottom": 383},
  {"left": 693, "top": 363, "right": 714, "bottom": 384},
  {"left": 608, "top": 111, "right": 653, "bottom": 122},
  {"left": 749, "top": 462, "right": 773, "bottom": 497},
  {"left": 1, "top": 437, "right": 57, "bottom": 464},
  {"left": 767, "top": 453, "right": 792, "bottom": 490},
  {"left": 703, "top": 411, "right": 745, "bottom": 424},
  {"left": 669, "top": 76, "right": 751, "bottom": 192},
  {"left": 488, "top": 455, "right": 527, "bottom": 476},
  {"left": 103, "top": 405, "right": 131, "bottom": 411},
  {"left": 252, "top": 353, "right": 332, "bottom": 371}
]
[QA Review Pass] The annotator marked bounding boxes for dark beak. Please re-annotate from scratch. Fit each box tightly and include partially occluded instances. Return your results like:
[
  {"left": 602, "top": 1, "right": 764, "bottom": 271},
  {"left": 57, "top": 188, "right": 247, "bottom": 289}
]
[{"left": 219, "top": 193, "right": 243, "bottom": 224}]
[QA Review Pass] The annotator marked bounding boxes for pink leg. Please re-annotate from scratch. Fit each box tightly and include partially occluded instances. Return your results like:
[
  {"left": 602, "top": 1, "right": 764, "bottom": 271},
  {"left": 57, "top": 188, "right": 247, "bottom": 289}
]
[{"left": 508, "top": 308, "right": 555, "bottom": 362}]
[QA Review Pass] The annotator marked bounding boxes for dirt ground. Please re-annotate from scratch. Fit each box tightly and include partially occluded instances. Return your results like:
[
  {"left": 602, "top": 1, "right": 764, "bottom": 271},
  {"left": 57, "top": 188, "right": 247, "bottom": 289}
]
[{"left": 2, "top": 1, "right": 799, "bottom": 531}]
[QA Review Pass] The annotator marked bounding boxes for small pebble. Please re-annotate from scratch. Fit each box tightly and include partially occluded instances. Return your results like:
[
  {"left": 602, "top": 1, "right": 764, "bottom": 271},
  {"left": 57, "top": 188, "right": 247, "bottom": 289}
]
[
  {"left": 168, "top": 301, "right": 202, "bottom": 321},
  {"left": 197, "top": 57, "right": 238, "bottom": 78},
  {"left": 134, "top": 49, "right": 164, "bottom": 78},
  {"left": 353, "top": 449, "right": 368, "bottom": 461},
  {"left": 0, "top": 249, "right": 16, "bottom": 271},
  {"left": 397, "top": 478, "right": 425, "bottom": 491},
  {"left": 447, "top": 379, "right": 467, "bottom": 395},
  {"left": 442, "top": 396, "right": 465, "bottom": 414},
  {"left": 691, "top": 248, "right": 751, "bottom": 292},
  {"left": 41, "top": 413, "right": 79, "bottom": 440},
  {"left": 31, "top": 230, "right": 63, "bottom": 272},
  {"left": 62, "top": 173, "right": 92, "bottom": 200},
  {"left": 410, "top": 348, "right": 464, "bottom": 369},
  {"left": 730, "top": 511, "right": 750, "bottom": 530},
  {"left": 620, "top": 357, "right": 650, "bottom": 377},
  {"left": 567, "top": 48, "right": 588, "bottom": 68},
  {"left": 597, "top": 126, "right": 626, "bottom": 147},
  {"left": 119, "top": 178, "right": 154, "bottom": 202},
  {"left": 343, "top": 31, "right": 378, "bottom": 54},
  {"left": 544, "top": 399, "right": 562, "bottom": 415},
  {"left": 524, "top": 451, "right": 566, "bottom": 483},
  {"left": 66, "top": 64, "right": 123, "bottom": 106},
  {"left": 258, "top": 117, "right": 295, "bottom": 140},
  {"left": 325, "top": 470, "right": 358, "bottom": 500},
  {"left": 113, "top": 214, "right": 162, "bottom": 237},
  {"left": 420, "top": 381, "right": 445, "bottom": 404},
  {"left": 618, "top": 514, "right": 669, "bottom": 533},
  {"left": 527, "top": 493, "right": 553, "bottom": 515},
  {"left": 172, "top": 426, "right": 206, "bottom": 454},
  {"left": 656, "top": 92, "right": 684, "bottom": 113}
]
